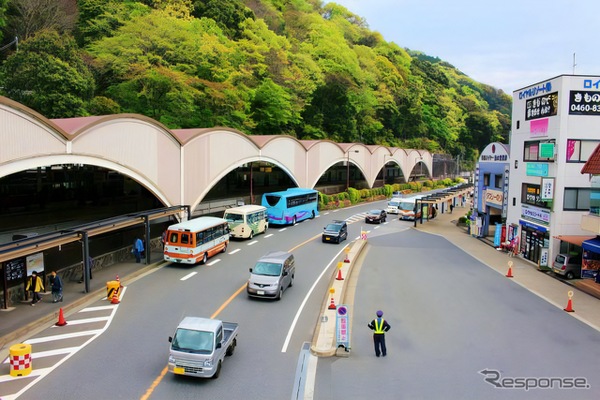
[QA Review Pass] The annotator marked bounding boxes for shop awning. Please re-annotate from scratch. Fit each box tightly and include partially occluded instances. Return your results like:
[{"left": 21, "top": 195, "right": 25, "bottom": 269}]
[
  {"left": 554, "top": 235, "right": 595, "bottom": 247},
  {"left": 519, "top": 219, "right": 548, "bottom": 232},
  {"left": 582, "top": 237, "right": 600, "bottom": 253}
]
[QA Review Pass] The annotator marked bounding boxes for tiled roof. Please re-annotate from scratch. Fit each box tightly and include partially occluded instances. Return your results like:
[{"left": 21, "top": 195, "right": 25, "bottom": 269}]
[{"left": 581, "top": 143, "right": 600, "bottom": 174}]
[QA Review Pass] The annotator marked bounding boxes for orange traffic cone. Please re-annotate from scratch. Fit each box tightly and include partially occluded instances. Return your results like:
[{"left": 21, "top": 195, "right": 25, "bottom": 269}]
[
  {"left": 116, "top": 274, "right": 120, "bottom": 282},
  {"left": 56, "top": 308, "right": 68, "bottom": 326},
  {"left": 336, "top": 268, "right": 344, "bottom": 281},
  {"left": 111, "top": 287, "right": 120, "bottom": 304},
  {"left": 328, "top": 295, "right": 336, "bottom": 310},
  {"left": 506, "top": 261, "right": 514, "bottom": 278},
  {"left": 564, "top": 291, "right": 574, "bottom": 312}
]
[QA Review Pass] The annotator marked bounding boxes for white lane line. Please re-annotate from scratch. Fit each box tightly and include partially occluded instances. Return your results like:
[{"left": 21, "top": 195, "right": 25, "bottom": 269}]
[
  {"left": 281, "top": 246, "right": 347, "bottom": 353},
  {"left": 247, "top": 241, "right": 258, "bottom": 246},
  {"left": 264, "top": 234, "right": 273, "bottom": 238},
  {"left": 332, "top": 210, "right": 339, "bottom": 213},
  {"left": 315, "top": 215, "right": 320, "bottom": 218},
  {"left": 207, "top": 259, "right": 221, "bottom": 266},
  {"left": 323, "top": 212, "right": 329, "bottom": 215},
  {"left": 279, "top": 228, "right": 287, "bottom": 232},
  {"left": 50, "top": 316, "right": 110, "bottom": 328},
  {"left": 180, "top": 272, "right": 197, "bottom": 281},
  {"left": 24, "top": 330, "right": 102, "bottom": 344},
  {"left": 2, "top": 347, "right": 79, "bottom": 363},
  {"left": 228, "top": 249, "right": 240, "bottom": 255},
  {"left": 383, "top": 222, "right": 389, "bottom": 225},
  {"left": 80, "top": 305, "right": 117, "bottom": 313},
  {"left": 374, "top": 226, "right": 380, "bottom": 230},
  {"left": 2, "top": 287, "right": 127, "bottom": 399}
]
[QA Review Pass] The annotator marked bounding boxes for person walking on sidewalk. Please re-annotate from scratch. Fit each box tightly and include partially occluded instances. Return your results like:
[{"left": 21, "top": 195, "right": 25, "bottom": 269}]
[
  {"left": 49, "top": 271, "right": 63, "bottom": 303},
  {"left": 133, "top": 236, "right": 144, "bottom": 263},
  {"left": 367, "top": 310, "right": 391, "bottom": 357},
  {"left": 26, "top": 271, "right": 44, "bottom": 306}
]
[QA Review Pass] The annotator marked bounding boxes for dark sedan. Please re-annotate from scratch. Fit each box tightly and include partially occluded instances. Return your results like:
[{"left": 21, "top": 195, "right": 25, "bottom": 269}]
[{"left": 365, "top": 209, "right": 386, "bottom": 224}]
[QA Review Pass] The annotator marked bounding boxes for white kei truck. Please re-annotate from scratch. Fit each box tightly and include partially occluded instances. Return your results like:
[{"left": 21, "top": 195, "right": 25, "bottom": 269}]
[{"left": 168, "top": 317, "right": 238, "bottom": 379}]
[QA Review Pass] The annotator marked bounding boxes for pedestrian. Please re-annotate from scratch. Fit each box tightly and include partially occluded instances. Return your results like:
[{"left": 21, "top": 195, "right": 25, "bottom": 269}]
[
  {"left": 78, "top": 257, "right": 94, "bottom": 283},
  {"left": 49, "top": 271, "right": 63, "bottom": 303},
  {"left": 26, "top": 271, "right": 44, "bottom": 306},
  {"left": 450, "top": 203, "right": 454, "bottom": 214},
  {"left": 161, "top": 230, "right": 166, "bottom": 248},
  {"left": 367, "top": 310, "right": 391, "bottom": 357},
  {"left": 133, "top": 236, "right": 144, "bottom": 263}
]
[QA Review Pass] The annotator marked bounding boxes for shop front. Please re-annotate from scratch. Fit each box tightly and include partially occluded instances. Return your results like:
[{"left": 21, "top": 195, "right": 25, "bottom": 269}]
[
  {"left": 582, "top": 237, "right": 600, "bottom": 279},
  {"left": 519, "top": 219, "right": 550, "bottom": 266}
]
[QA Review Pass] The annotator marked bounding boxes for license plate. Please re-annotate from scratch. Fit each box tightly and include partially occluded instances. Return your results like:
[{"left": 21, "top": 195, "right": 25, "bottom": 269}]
[
  {"left": 257, "top": 290, "right": 265, "bottom": 295},
  {"left": 326, "top": 237, "right": 330, "bottom": 241},
  {"left": 174, "top": 367, "right": 185, "bottom": 374},
  {"left": 554, "top": 269, "right": 560, "bottom": 273}
]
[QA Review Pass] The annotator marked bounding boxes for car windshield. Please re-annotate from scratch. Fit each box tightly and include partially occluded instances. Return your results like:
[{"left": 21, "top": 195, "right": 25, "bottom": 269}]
[
  {"left": 224, "top": 213, "right": 243, "bottom": 222},
  {"left": 253, "top": 262, "right": 282, "bottom": 276},
  {"left": 172, "top": 329, "right": 214, "bottom": 353},
  {"left": 368, "top": 210, "right": 381, "bottom": 215},
  {"left": 325, "top": 224, "right": 341, "bottom": 232},
  {"left": 388, "top": 201, "right": 400, "bottom": 207},
  {"left": 399, "top": 203, "right": 414, "bottom": 210}
]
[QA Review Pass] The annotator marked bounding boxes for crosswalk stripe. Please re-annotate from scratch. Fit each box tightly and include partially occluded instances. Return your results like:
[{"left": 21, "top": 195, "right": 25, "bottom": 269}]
[
  {"left": 0, "top": 367, "right": 54, "bottom": 384},
  {"left": 24, "top": 330, "right": 102, "bottom": 345},
  {"left": 3, "top": 347, "right": 79, "bottom": 364},
  {"left": 50, "top": 316, "right": 110, "bottom": 328},
  {"left": 80, "top": 305, "right": 117, "bottom": 313}
]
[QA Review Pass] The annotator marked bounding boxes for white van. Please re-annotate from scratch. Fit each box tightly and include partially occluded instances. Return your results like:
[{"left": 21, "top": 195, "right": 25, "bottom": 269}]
[{"left": 224, "top": 205, "right": 268, "bottom": 239}]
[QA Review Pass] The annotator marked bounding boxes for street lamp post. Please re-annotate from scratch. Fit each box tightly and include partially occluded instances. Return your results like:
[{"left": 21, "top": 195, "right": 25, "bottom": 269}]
[{"left": 347, "top": 150, "right": 359, "bottom": 192}]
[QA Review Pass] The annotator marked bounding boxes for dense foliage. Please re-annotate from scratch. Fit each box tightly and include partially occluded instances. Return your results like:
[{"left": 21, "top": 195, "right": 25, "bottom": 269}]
[{"left": 0, "top": 0, "right": 511, "bottom": 165}]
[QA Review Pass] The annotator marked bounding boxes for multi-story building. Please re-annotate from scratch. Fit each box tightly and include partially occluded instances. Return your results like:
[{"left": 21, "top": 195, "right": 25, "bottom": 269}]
[{"left": 506, "top": 75, "right": 600, "bottom": 268}]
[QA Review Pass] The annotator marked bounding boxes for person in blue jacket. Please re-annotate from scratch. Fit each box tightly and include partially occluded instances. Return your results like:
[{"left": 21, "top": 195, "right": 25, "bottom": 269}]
[
  {"left": 49, "top": 271, "right": 63, "bottom": 303},
  {"left": 133, "top": 236, "right": 144, "bottom": 263}
]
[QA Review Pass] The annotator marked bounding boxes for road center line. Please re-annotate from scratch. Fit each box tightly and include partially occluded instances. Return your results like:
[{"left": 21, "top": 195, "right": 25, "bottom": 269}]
[
  {"left": 247, "top": 240, "right": 258, "bottom": 246},
  {"left": 281, "top": 246, "right": 347, "bottom": 353},
  {"left": 374, "top": 226, "right": 380, "bottom": 230},
  {"left": 180, "top": 272, "right": 197, "bottom": 281},
  {"left": 279, "top": 228, "right": 287, "bottom": 232},
  {"left": 264, "top": 234, "right": 273, "bottom": 238},
  {"left": 207, "top": 259, "right": 221, "bottom": 266},
  {"left": 228, "top": 249, "right": 240, "bottom": 255}
]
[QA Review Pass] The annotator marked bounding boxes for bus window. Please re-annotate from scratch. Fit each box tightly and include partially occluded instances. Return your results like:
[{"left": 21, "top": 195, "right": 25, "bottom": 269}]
[
  {"left": 196, "top": 231, "right": 203, "bottom": 244},
  {"left": 169, "top": 232, "right": 179, "bottom": 243},
  {"left": 224, "top": 212, "right": 243, "bottom": 222},
  {"left": 181, "top": 233, "right": 189, "bottom": 245},
  {"left": 265, "top": 195, "right": 281, "bottom": 207}
]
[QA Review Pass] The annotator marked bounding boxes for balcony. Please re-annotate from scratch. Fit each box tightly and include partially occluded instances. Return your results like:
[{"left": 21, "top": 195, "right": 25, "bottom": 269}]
[{"left": 581, "top": 213, "right": 600, "bottom": 235}]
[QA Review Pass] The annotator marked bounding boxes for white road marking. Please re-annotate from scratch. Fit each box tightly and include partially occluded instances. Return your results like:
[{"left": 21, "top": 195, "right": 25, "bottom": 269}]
[
  {"left": 228, "top": 249, "right": 240, "bottom": 255},
  {"left": 323, "top": 212, "right": 329, "bottom": 215},
  {"left": 79, "top": 305, "right": 117, "bottom": 313},
  {"left": 315, "top": 215, "right": 320, "bottom": 218},
  {"left": 207, "top": 259, "right": 221, "bottom": 265},
  {"left": 50, "top": 316, "right": 110, "bottom": 328},
  {"left": 374, "top": 226, "right": 380, "bottom": 230},
  {"left": 2, "top": 347, "right": 79, "bottom": 363},
  {"left": 281, "top": 246, "right": 347, "bottom": 353},
  {"left": 264, "top": 234, "right": 273, "bottom": 238},
  {"left": 0, "top": 368, "right": 54, "bottom": 384},
  {"left": 247, "top": 241, "right": 258, "bottom": 246},
  {"left": 24, "top": 330, "right": 103, "bottom": 344},
  {"left": 383, "top": 222, "right": 389, "bottom": 225},
  {"left": 332, "top": 210, "right": 339, "bottom": 213},
  {"left": 279, "top": 228, "right": 287, "bottom": 232},
  {"left": 180, "top": 272, "right": 197, "bottom": 281}
]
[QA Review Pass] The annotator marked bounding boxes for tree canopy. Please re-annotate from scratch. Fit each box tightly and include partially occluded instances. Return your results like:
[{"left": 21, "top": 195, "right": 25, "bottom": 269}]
[{"left": 0, "top": 0, "right": 511, "bottom": 167}]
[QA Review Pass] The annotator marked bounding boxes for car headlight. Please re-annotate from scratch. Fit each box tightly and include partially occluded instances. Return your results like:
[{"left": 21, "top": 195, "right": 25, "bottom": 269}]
[
  {"left": 168, "top": 355, "right": 175, "bottom": 363},
  {"left": 204, "top": 359, "right": 213, "bottom": 367}
]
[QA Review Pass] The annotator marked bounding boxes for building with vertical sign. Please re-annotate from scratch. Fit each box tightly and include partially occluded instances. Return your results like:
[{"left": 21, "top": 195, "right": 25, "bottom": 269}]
[
  {"left": 506, "top": 75, "right": 600, "bottom": 268},
  {"left": 472, "top": 142, "right": 510, "bottom": 238}
]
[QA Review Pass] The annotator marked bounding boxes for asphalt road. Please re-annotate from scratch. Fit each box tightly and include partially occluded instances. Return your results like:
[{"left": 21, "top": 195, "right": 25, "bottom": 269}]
[
  {"left": 314, "top": 228, "right": 600, "bottom": 399},
  {"left": 13, "top": 201, "right": 400, "bottom": 400}
]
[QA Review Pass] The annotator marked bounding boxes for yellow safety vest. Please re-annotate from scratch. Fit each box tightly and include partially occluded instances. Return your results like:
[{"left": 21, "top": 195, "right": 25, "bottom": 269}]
[{"left": 374, "top": 318, "right": 385, "bottom": 334}]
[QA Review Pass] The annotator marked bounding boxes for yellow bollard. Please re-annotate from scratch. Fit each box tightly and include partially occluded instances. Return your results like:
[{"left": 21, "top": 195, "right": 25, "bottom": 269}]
[
  {"left": 10, "top": 343, "right": 32, "bottom": 377},
  {"left": 106, "top": 281, "right": 120, "bottom": 301}
]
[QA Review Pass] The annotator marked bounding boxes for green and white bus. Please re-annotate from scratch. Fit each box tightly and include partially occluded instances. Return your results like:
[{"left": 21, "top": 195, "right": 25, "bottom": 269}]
[{"left": 224, "top": 205, "right": 269, "bottom": 240}]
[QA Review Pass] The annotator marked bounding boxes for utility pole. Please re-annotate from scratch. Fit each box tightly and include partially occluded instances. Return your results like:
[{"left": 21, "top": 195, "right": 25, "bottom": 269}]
[{"left": 573, "top": 53, "right": 577, "bottom": 75}]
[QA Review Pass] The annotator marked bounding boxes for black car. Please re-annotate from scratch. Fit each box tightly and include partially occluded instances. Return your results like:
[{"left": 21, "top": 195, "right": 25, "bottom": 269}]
[
  {"left": 365, "top": 209, "right": 386, "bottom": 224},
  {"left": 322, "top": 220, "right": 348, "bottom": 244}
]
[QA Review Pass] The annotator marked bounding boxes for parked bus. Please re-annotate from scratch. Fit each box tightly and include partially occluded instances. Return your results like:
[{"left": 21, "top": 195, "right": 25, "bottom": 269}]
[
  {"left": 164, "top": 217, "right": 229, "bottom": 265},
  {"left": 261, "top": 188, "right": 319, "bottom": 225},
  {"left": 396, "top": 196, "right": 424, "bottom": 220},
  {"left": 224, "top": 205, "right": 268, "bottom": 240}
]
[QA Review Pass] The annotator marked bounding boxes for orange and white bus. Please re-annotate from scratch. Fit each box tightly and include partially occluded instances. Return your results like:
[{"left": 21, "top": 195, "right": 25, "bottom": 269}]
[{"left": 164, "top": 217, "right": 230, "bottom": 265}]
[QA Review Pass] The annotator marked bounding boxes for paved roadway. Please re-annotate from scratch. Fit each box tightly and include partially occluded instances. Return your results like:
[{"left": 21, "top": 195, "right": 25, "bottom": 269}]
[
  {"left": 5, "top": 201, "right": 397, "bottom": 400},
  {"left": 314, "top": 228, "right": 600, "bottom": 399}
]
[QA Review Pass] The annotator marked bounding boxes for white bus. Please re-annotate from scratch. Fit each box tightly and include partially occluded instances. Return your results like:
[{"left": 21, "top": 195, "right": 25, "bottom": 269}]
[
  {"left": 164, "top": 217, "right": 229, "bottom": 264},
  {"left": 388, "top": 195, "right": 425, "bottom": 220},
  {"left": 223, "top": 205, "right": 268, "bottom": 240}
]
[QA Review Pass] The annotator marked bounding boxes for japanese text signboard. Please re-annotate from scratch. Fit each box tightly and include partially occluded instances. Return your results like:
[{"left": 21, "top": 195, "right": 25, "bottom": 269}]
[
  {"left": 569, "top": 91, "right": 600, "bottom": 115},
  {"left": 526, "top": 92, "right": 558, "bottom": 121},
  {"left": 336, "top": 305, "right": 350, "bottom": 349}
]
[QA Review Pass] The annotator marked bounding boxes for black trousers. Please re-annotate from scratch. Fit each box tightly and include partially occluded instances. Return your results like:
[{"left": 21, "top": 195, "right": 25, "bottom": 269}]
[{"left": 373, "top": 333, "right": 386, "bottom": 356}]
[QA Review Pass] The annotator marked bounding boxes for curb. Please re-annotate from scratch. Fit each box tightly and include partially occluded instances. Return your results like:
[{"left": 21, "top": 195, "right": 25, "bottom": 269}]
[
  {"left": 0, "top": 259, "right": 169, "bottom": 355},
  {"left": 310, "top": 240, "right": 367, "bottom": 357}
]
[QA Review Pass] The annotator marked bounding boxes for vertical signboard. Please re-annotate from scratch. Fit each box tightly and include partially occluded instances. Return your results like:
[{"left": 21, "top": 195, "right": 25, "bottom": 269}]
[
  {"left": 474, "top": 163, "right": 480, "bottom": 211},
  {"left": 502, "top": 164, "right": 510, "bottom": 218},
  {"left": 335, "top": 305, "right": 350, "bottom": 349},
  {"left": 541, "top": 178, "right": 555, "bottom": 201}
]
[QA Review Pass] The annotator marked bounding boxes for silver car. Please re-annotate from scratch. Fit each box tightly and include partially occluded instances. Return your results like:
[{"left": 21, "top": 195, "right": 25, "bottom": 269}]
[{"left": 247, "top": 251, "right": 295, "bottom": 300}]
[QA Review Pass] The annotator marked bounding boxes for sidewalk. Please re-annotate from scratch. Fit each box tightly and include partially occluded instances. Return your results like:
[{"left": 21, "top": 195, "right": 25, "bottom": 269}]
[
  {"left": 0, "top": 250, "right": 166, "bottom": 355},
  {"left": 415, "top": 205, "right": 600, "bottom": 331}
]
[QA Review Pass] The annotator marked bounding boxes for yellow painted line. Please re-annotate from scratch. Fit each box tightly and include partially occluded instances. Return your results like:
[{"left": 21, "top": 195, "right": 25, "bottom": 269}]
[
  {"left": 210, "top": 282, "right": 248, "bottom": 319},
  {"left": 140, "top": 366, "right": 168, "bottom": 400},
  {"left": 141, "top": 230, "right": 321, "bottom": 399}
]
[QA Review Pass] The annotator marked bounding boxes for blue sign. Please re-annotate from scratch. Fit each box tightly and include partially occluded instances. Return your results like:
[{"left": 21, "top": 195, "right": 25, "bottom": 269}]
[
  {"left": 526, "top": 163, "right": 549, "bottom": 177},
  {"left": 494, "top": 223, "right": 502, "bottom": 247},
  {"left": 335, "top": 305, "right": 349, "bottom": 349},
  {"left": 519, "top": 219, "right": 547, "bottom": 232},
  {"left": 519, "top": 82, "right": 552, "bottom": 99}
]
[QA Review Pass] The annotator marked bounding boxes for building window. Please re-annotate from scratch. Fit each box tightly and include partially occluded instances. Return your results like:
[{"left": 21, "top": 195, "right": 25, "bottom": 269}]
[
  {"left": 522, "top": 183, "right": 550, "bottom": 208},
  {"left": 517, "top": 121, "right": 520, "bottom": 129},
  {"left": 566, "top": 139, "right": 600, "bottom": 163},
  {"left": 563, "top": 188, "right": 591, "bottom": 211},
  {"left": 591, "top": 176, "right": 600, "bottom": 216},
  {"left": 524, "top": 140, "right": 554, "bottom": 162},
  {"left": 483, "top": 173, "right": 490, "bottom": 186},
  {"left": 495, "top": 174, "right": 502, "bottom": 189}
]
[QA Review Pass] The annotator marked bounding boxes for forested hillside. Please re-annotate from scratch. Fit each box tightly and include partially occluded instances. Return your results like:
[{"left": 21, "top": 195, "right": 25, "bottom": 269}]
[{"left": 0, "top": 0, "right": 511, "bottom": 166}]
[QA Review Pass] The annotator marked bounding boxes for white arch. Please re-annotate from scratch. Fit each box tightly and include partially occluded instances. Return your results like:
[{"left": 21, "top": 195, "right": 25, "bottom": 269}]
[
  {"left": 309, "top": 157, "right": 370, "bottom": 190},
  {"left": 0, "top": 154, "right": 170, "bottom": 206},
  {"left": 375, "top": 158, "right": 409, "bottom": 187},
  {"left": 188, "top": 156, "right": 301, "bottom": 212}
]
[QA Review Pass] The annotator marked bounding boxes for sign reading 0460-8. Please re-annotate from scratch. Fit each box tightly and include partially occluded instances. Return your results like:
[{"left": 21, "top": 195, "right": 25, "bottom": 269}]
[{"left": 569, "top": 91, "right": 600, "bottom": 115}]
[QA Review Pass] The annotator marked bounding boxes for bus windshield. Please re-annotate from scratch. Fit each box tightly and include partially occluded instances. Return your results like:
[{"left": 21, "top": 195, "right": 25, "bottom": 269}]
[
  {"left": 264, "top": 195, "right": 281, "bottom": 207},
  {"left": 388, "top": 201, "right": 400, "bottom": 207},
  {"left": 399, "top": 202, "right": 414, "bottom": 211},
  {"left": 224, "top": 213, "right": 244, "bottom": 222}
]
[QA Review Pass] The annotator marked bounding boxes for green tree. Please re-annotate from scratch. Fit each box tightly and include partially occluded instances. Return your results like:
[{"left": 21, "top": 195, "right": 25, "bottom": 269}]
[
  {"left": 0, "top": 0, "right": 8, "bottom": 41},
  {"left": 0, "top": 30, "right": 94, "bottom": 118},
  {"left": 193, "top": 0, "right": 255, "bottom": 39},
  {"left": 250, "top": 78, "right": 297, "bottom": 134}
]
